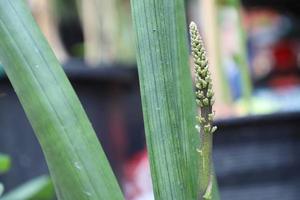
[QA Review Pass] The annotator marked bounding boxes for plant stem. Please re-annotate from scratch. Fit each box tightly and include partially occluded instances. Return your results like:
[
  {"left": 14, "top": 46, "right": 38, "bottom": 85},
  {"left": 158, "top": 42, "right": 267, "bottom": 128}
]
[{"left": 190, "top": 22, "right": 219, "bottom": 200}]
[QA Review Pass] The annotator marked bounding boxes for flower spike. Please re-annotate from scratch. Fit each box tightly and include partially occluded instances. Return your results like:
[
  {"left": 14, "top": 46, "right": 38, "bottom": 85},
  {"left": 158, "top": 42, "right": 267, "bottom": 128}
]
[{"left": 190, "top": 21, "right": 216, "bottom": 135}]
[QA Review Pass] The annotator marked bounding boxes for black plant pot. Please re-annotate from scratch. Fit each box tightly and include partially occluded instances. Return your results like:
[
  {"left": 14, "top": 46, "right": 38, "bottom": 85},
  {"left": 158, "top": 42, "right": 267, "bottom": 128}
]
[
  {"left": 0, "top": 60, "right": 145, "bottom": 191},
  {"left": 215, "top": 112, "right": 300, "bottom": 200}
]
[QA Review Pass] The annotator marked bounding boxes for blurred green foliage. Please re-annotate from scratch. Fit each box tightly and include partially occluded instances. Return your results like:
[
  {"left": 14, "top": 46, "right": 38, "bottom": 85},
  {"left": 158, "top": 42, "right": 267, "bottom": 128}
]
[
  {"left": 0, "top": 176, "right": 55, "bottom": 200},
  {"left": 0, "top": 153, "right": 54, "bottom": 200},
  {"left": 0, "top": 154, "right": 10, "bottom": 174}
]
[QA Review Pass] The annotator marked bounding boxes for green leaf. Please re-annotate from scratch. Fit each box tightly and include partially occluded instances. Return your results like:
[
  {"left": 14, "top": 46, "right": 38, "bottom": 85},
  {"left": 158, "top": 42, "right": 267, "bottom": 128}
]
[
  {"left": 0, "top": 175, "right": 54, "bottom": 200},
  {"left": 0, "top": 154, "right": 11, "bottom": 174},
  {"left": 131, "top": 0, "right": 201, "bottom": 199},
  {"left": 0, "top": 1, "right": 124, "bottom": 200}
]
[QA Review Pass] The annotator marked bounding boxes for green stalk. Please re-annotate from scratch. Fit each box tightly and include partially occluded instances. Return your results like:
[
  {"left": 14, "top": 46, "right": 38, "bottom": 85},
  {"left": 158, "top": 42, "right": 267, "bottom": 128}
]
[
  {"left": 131, "top": 0, "right": 201, "bottom": 199},
  {"left": 190, "top": 22, "right": 219, "bottom": 200},
  {"left": 0, "top": 1, "right": 124, "bottom": 200}
]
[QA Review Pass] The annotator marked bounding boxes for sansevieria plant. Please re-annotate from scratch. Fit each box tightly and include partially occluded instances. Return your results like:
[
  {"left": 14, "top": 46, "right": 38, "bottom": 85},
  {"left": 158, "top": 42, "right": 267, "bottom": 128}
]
[{"left": 0, "top": 0, "right": 219, "bottom": 199}]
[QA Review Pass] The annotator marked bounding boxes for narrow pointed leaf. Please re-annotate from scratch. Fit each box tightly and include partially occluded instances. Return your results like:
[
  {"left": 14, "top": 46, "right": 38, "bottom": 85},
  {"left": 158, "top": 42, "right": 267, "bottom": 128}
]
[
  {"left": 0, "top": 1, "right": 124, "bottom": 199},
  {"left": 131, "top": 0, "right": 201, "bottom": 199}
]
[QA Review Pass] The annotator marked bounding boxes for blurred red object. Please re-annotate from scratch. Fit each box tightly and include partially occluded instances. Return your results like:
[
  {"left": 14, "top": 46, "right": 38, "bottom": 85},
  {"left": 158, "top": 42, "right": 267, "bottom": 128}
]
[
  {"left": 269, "top": 40, "right": 300, "bottom": 87},
  {"left": 123, "top": 149, "right": 153, "bottom": 200},
  {"left": 272, "top": 40, "right": 297, "bottom": 72}
]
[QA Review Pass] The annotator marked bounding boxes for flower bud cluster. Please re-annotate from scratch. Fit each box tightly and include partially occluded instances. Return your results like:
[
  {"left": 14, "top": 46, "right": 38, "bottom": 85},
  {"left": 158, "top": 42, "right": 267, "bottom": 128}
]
[{"left": 190, "top": 22, "right": 217, "bottom": 135}]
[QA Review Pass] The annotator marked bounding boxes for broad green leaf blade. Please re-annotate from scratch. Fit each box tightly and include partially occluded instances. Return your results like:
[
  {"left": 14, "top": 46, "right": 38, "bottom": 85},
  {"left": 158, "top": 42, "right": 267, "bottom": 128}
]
[
  {"left": 131, "top": 0, "right": 201, "bottom": 199},
  {"left": 0, "top": 154, "right": 11, "bottom": 174},
  {"left": 0, "top": 175, "right": 54, "bottom": 200},
  {"left": 0, "top": 1, "right": 124, "bottom": 200}
]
